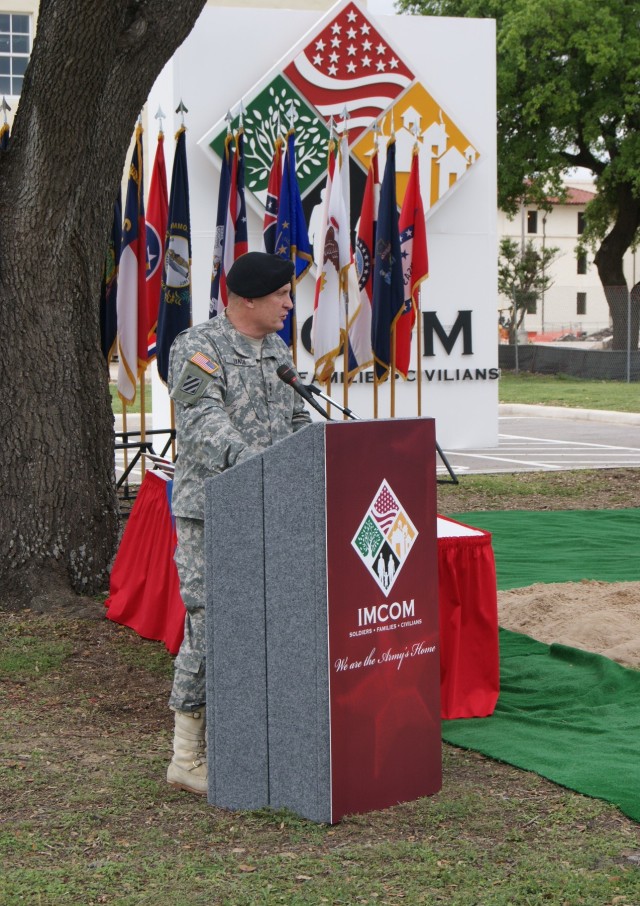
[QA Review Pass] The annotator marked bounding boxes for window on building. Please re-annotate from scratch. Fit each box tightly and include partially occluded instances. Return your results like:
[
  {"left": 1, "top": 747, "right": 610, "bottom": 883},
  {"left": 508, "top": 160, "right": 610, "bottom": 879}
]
[
  {"left": 577, "top": 211, "right": 586, "bottom": 235},
  {"left": 577, "top": 252, "right": 587, "bottom": 275},
  {"left": 527, "top": 210, "right": 538, "bottom": 234},
  {"left": 0, "top": 13, "right": 31, "bottom": 97},
  {"left": 577, "top": 292, "right": 587, "bottom": 315}
]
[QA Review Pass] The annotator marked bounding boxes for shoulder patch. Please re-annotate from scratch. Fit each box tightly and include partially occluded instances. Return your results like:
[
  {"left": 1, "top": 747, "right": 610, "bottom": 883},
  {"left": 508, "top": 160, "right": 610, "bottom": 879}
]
[{"left": 190, "top": 351, "right": 219, "bottom": 375}]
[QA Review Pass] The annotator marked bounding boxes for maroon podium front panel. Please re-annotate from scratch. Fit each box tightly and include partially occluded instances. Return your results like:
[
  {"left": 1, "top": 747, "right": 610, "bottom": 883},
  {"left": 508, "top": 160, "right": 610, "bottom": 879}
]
[{"left": 325, "top": 419, "right": 441, "bottom": 822}]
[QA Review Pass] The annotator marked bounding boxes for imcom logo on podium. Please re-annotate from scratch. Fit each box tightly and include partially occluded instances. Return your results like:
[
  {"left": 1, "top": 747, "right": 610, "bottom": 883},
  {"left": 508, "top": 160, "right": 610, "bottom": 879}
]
[
  {"left": 326, "top": 419, "right": 441, "bottom": 822},
  {"left": 352, "top": 479, "right": 419, "bottom": 596}
]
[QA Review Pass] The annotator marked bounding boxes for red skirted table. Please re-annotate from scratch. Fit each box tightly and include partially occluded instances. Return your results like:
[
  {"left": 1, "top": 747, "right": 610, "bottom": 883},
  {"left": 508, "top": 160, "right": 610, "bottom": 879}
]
[
  {"left": 105, "top": 472, "right": 499, "bottom": 720},
  {"left": 436, "top": 515, "right": 499, "bottom": 718},
  {"left": 105, "top": 471, "right": 185, "bottom": 657}
]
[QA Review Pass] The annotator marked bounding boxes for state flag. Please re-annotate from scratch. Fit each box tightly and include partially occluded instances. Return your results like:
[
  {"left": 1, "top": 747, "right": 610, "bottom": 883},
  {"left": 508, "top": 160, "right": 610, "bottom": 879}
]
[
  {"left": 312, "top": 140, "right": 350, "bottom": 383},
  {"left": 156, "top": 127, "right": 192, "bottom": 384},
  {"left": 274, "top": 129, "right": 313, "bottom": 346},
  {"left": 263, "top": 136, "right": 283, "bottom": 254},
  {"left": 396, "top": 146, "right": 428, "bottom": 377},
  {"left": 117, "top": 124, "right": 149, "bottom": 404},
  {"left": 146, "top": 132, "right": 169, "bottom": 358},
  {"left": 232, "top": 126, "right": 249, "bottom": 261},
  {"left": 348, "top": 146, "right": 378, "bottom": 379},
  {"left": 371, "top": 137, "right": 404, "bottom": 382},
  {"left": 210, "top": 131, "right": 233, "bottom": 317}
]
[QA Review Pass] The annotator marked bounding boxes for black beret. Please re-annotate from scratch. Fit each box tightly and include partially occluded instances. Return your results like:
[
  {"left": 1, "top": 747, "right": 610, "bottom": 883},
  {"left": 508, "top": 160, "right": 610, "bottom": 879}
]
[{"left": 226, "top": 252, "right": 295, "bottom": 298}]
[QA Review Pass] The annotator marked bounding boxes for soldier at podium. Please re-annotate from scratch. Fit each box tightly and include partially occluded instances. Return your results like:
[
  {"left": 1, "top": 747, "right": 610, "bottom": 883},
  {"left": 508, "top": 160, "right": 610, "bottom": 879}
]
[{"left": 165, "top": 252, "right": 312, "bottom": 795}]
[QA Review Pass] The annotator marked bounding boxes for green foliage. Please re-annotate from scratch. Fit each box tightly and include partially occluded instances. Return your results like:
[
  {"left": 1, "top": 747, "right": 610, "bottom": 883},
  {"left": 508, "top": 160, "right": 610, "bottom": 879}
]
[
  {"left": 498, "top": 238, "right": 559, "bottom": 335},
  {"left": 397, "top": 0, "right": 640, "bottom": 345},
  {"left": 399, "top": 0, "right": 640, "bottom": 213}
]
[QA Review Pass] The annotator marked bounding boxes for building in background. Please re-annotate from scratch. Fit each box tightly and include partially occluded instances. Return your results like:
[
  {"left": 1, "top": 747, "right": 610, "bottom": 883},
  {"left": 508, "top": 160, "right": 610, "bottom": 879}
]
[
  {"left": 0, "top": 0, "right": 35, "bottom": 125},
  {"left": 498, "top": 178, "right": 638, "bottom": 345}
]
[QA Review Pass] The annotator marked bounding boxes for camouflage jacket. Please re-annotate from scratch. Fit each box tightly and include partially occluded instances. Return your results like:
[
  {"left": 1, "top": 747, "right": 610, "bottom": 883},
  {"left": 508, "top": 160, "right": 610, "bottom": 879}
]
[{"left": 168, "top": 313, "right": 312, "bottom": 519}]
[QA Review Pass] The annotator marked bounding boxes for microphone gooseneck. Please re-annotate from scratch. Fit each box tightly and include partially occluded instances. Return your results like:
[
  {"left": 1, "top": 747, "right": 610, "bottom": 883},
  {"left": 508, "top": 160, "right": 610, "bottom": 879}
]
[{"left": 276, "top": 364, "right": 330, "bottom": 419}]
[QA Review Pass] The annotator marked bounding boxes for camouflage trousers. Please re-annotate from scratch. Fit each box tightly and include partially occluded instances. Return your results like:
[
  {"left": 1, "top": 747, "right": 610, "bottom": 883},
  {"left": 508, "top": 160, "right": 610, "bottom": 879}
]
[{"left": 168, "top": 516, "right": 207, "bottom": 712}]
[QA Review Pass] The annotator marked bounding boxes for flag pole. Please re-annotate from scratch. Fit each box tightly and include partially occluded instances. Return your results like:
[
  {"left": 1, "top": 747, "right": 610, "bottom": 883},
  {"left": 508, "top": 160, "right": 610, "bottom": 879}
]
[
  {"left": 140, "top": 375, "right": 146, "bottom": 478},
  {"left": 391, "top": 327, "right": 396, "bottom": 417},
  {"left": 416, "top": 286, "right": 423, "bottom": 416},
  {"left": 122, "top": 401, "right": 129, "bottom": 478},
  {"left": 390, "top": 111, "right": 397, "bottom": 418},
  {"left": 287, "top": 101, "right": 298, "bottom": 366},
  {"left": 291, "top": 264, "right": 298, "bottom": 366},
  {"left": 170, "top": 400, "right": 176, "bottom": 461},
  {"left": 411, "top": 127, "right": 422, "bottom": 417},
  {"left": 340, "top": 108, "right": 350, "bottom": 416}
]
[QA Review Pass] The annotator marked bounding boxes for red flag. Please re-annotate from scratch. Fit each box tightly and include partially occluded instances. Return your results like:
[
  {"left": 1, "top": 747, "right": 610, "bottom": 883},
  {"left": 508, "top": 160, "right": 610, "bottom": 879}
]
[
  {"left": 263, "top": 136, "right": 283, "bottom": 254},
  {"left": 396, "top": 146, "right": 428, "bottom": 378},
  {"left": 348, "top": 146, "right": 379, "bottom": 380},
  {"left": 146, "top": 132, "right": 169, "bottom": 357}
]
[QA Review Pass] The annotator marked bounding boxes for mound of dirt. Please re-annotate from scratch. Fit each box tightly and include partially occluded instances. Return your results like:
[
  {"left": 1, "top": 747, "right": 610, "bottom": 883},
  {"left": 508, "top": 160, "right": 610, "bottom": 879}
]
[{"left": 498, "top": 580, "right": 640, "bottom": 670}]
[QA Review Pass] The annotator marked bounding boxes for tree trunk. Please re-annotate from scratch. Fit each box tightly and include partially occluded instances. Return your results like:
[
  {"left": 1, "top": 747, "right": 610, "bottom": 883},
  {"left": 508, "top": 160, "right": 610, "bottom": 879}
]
[
  {"left": 0, "top": 0, "right": 206, "bottom": 606},
  {"left": 593, "top": 186, "right": 640, "bottom": 351}
]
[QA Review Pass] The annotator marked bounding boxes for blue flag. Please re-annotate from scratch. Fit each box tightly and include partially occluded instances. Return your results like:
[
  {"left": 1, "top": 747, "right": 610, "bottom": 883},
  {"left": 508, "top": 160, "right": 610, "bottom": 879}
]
[
  {"left": 156, "top": 127, "right": 192, "bottom": 383},
  {"left": 371, "top": 138, "right": 404, "bottom": 382},
  {"left": 274, "top": 129, "right": 313, "bottom": 346},
  {"left": 100, "top": 193, "right": 121, "bottom": 361}
]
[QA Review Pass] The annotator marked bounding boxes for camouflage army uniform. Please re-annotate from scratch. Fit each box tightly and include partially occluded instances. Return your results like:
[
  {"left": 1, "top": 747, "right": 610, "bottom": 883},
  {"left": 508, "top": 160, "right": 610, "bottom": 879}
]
[{"left": 167, "top": 311, "right": 311, "bottom": 712}]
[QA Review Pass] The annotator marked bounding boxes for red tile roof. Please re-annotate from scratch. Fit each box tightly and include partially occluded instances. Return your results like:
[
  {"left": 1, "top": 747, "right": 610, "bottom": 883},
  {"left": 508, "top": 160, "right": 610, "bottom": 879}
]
[{"left": 546, "top": 187, "right": 596, "bottom": 205}]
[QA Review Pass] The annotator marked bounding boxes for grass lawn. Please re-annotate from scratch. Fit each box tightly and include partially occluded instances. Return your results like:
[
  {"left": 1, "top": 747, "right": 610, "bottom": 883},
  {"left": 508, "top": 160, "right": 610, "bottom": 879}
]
[
  {"left": 3, "top": 601, "right": 640, "bottom": 906},
  {"left": 110, "top": 379, "right": 152, "bottom": 415},
  {"left": 111, "top": 371, "right": 638, "bottom": 416},
  {"left": 499, "top": 371, "right": 639, "bottom": 412}
]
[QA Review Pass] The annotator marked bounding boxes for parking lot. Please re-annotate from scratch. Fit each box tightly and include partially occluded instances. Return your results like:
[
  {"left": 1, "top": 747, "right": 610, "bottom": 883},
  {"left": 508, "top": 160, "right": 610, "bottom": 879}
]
[{"left": 437, "top": 405, "right": 640, "bottom": 478}]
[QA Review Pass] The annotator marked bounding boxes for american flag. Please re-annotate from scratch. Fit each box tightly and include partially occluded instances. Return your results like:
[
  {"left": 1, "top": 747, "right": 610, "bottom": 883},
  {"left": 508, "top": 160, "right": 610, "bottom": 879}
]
[
  {"left": 371, "top": 481, "right": 400, "bottom": 533},
  {"left": 283, "top": 1, "right": 414, "bottom": 143},
  {"left": 190, "top": 351, "right": 218, "bottom": 375}
]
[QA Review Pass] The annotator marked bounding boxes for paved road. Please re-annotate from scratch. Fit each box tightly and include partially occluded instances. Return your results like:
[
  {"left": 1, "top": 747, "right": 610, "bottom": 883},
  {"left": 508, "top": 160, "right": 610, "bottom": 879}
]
[
  {"left": 437, "top": 405, "right": 640, "bottom": 478},
  {"left": 116, "top": 405, "right": 640, "bottom": 485}
]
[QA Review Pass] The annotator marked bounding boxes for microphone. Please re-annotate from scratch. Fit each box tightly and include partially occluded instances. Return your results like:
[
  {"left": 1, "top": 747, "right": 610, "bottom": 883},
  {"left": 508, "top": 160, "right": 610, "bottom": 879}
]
[
  {"left": 276, "top": 364, "right": 330, "bottom": 419},
  {"left": 304, "top": 382, "right": 361, "bottom": 420}
]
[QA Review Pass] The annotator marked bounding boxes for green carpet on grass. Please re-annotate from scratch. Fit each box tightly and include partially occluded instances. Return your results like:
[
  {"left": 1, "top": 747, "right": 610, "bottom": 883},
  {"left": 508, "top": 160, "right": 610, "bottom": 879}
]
[
  {"left": 450, "top": 508, "right": 640, "bottom": 589},
  {"left": 442, "top": 628, "right": 640, "bottom": 822}
]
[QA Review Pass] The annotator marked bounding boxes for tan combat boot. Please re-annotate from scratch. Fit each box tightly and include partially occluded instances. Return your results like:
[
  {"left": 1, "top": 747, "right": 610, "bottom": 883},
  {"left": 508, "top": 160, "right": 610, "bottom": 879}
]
[{"left": 167, "top": 709, "right": 208, "bottom": 796}]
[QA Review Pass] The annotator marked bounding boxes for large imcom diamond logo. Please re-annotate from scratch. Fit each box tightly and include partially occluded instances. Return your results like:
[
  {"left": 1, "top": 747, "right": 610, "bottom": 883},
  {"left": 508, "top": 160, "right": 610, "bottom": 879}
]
[
  {"left": 352, "top": 480, "right": 418, "bottom": 597},
  {"left": 201, "top": 0, "right": 479, "bottom": 213}
]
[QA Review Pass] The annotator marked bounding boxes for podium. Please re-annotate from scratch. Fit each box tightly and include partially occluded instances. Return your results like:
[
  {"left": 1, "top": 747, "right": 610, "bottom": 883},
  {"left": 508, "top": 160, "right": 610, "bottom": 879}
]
[{"left": 204, "top": 418, "right": 441, "bottom": 824}]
